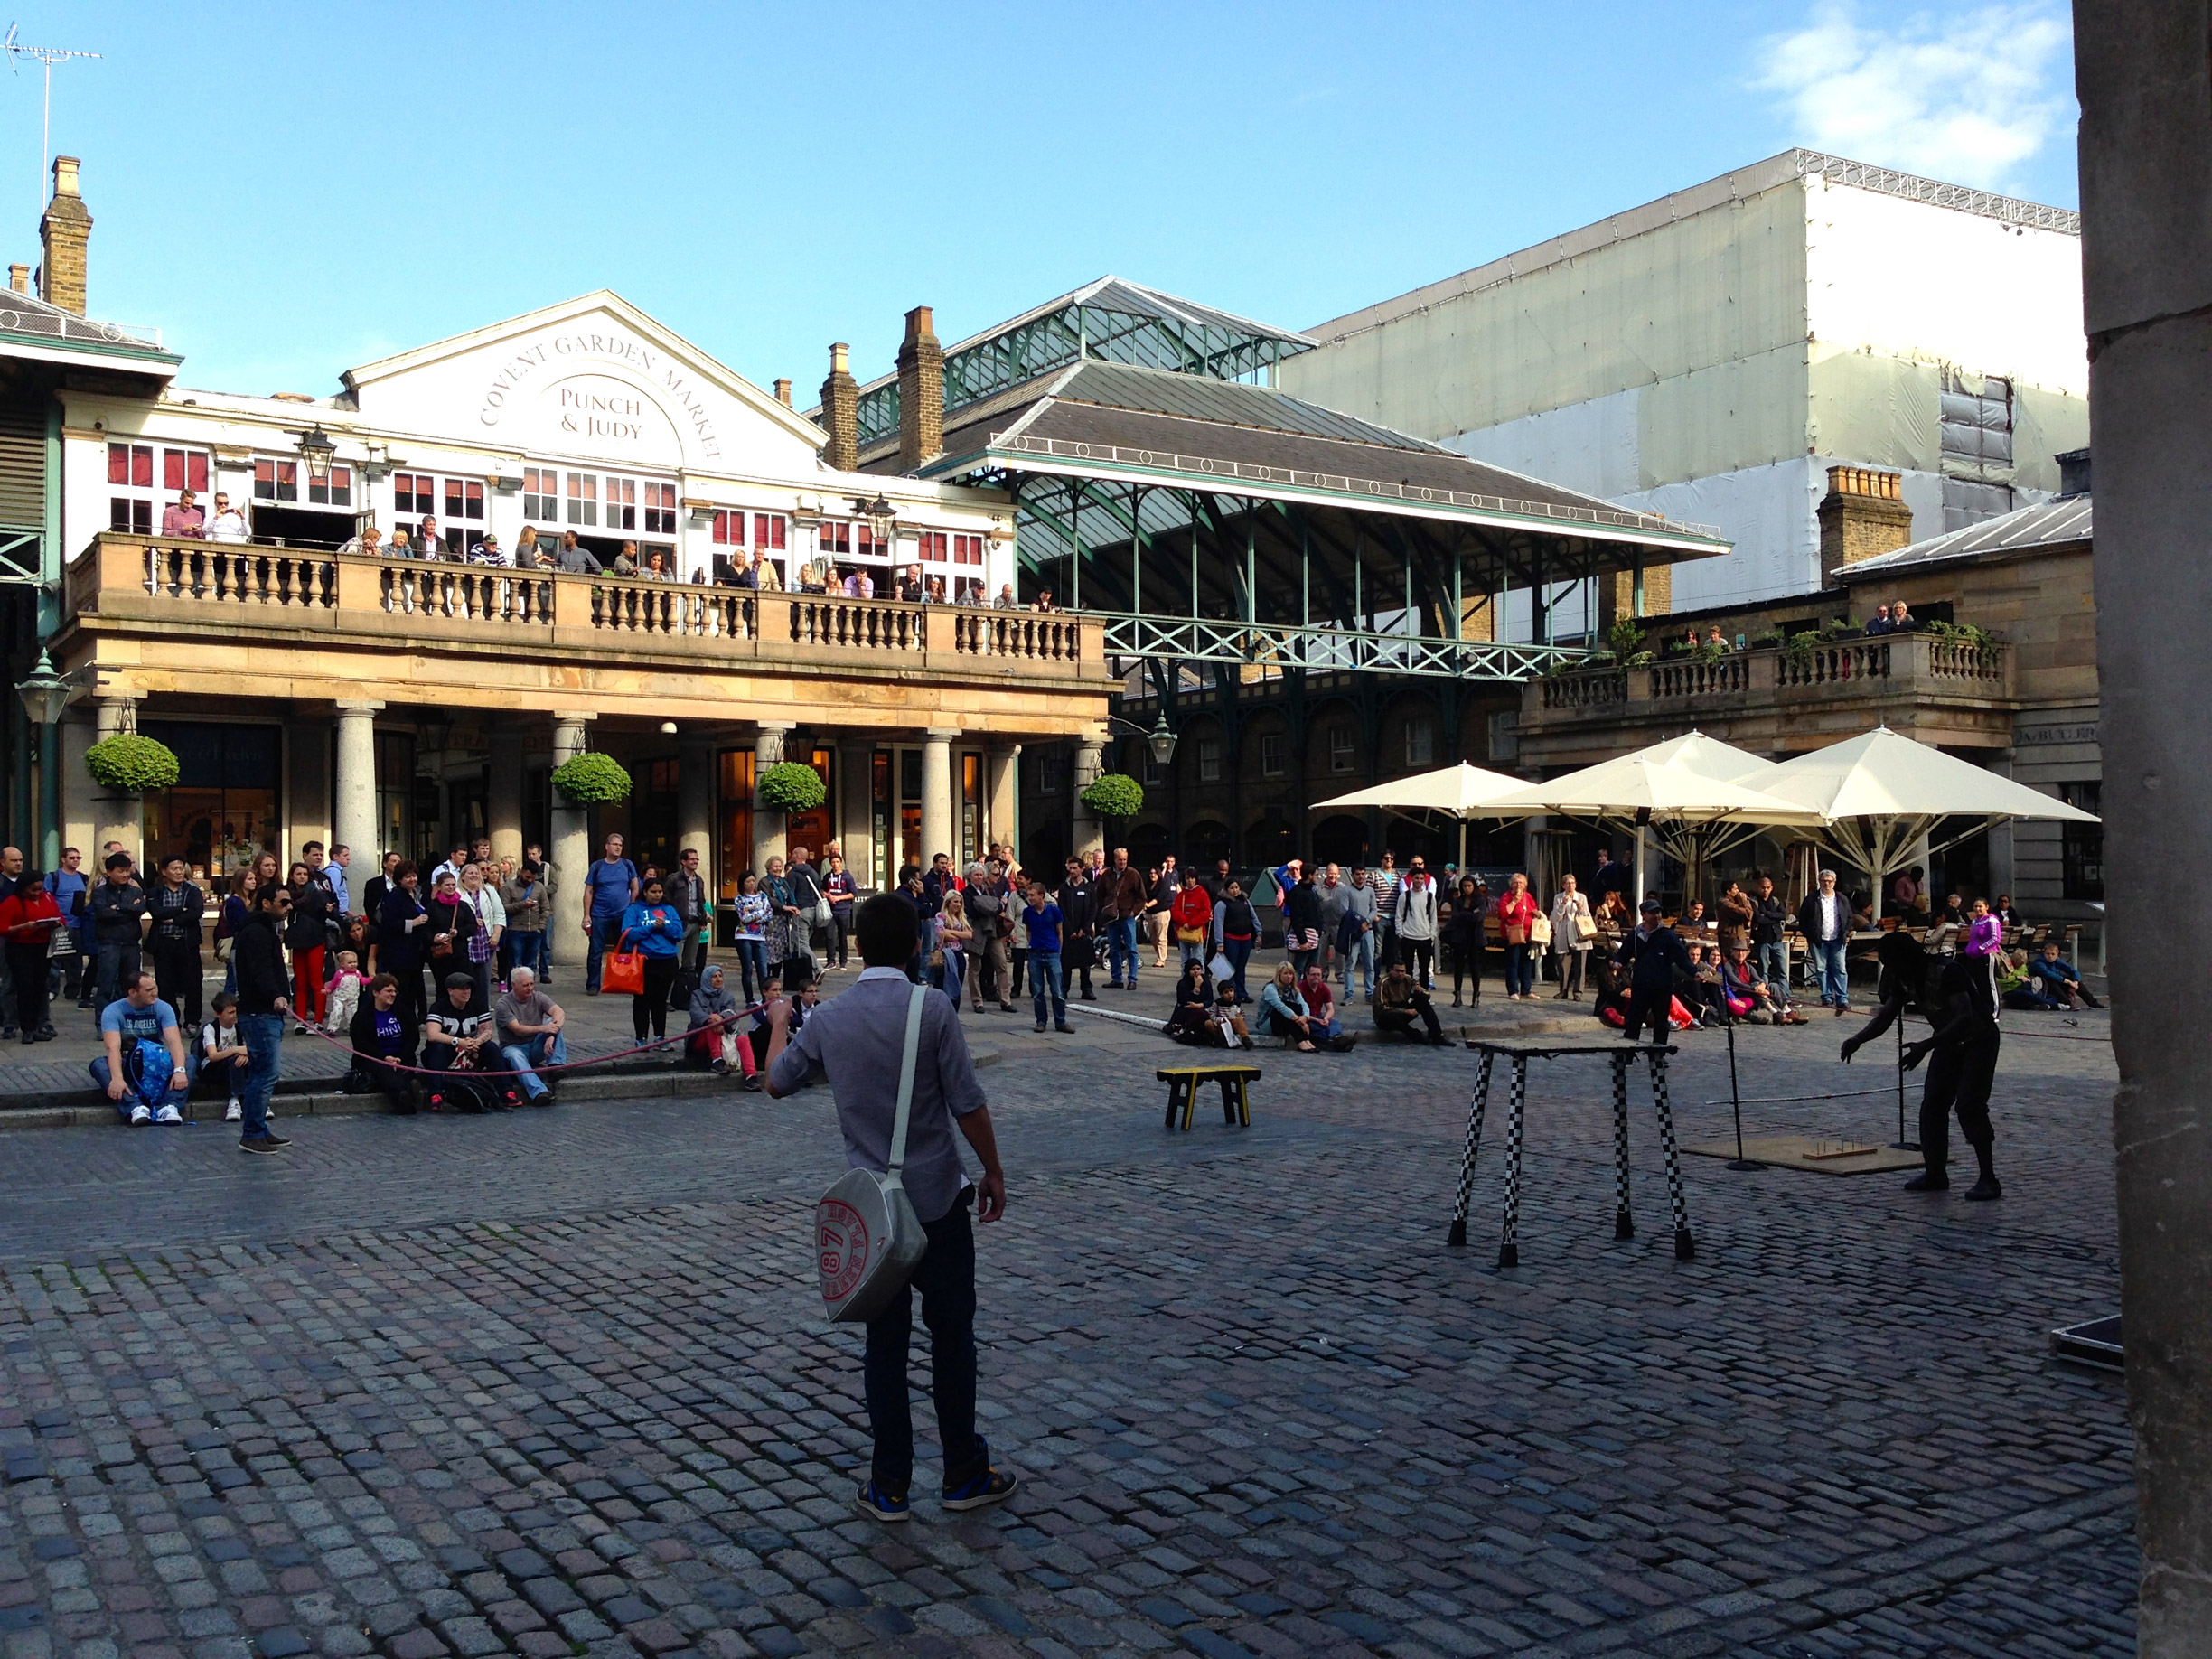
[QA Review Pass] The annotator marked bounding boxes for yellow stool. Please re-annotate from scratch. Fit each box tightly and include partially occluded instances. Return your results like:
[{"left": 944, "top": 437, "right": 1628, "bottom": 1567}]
[{"left": 1157, "top": 1064, "right": 1259, "bottom": 1129}]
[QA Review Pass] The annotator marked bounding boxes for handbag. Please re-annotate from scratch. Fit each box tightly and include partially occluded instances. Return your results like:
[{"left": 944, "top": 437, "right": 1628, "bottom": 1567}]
[
  {"left": 1176, "top": 924, "right": 1204, "bottom": 945},
  {"left": 1530, "top": 912, "right": 1553, "bottom": 946},
  {"left": 1574, "top": 914, "right": 1599, "bottom": 942},
  {"left": 602, "top": 933, "right": 647, "bottom": 997},
  {"left": 815, "top": 983, "right": 932, "bottom": 1323},
  {"left": 1064, "top": 934, "right": 1096, "bottom": 971}
]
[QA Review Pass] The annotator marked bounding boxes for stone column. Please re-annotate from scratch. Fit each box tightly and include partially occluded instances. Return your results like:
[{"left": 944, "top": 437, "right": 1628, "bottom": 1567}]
[
  {"left": 1070, "top": 730, "right": 1106, "bottom": 863},
  {"left": 678, "top": 740, "right": 714, "bottom": 866},
  {"left": 753, "top": 721, "right": 794, "bottom": 876},
  {"left": 487, "top": 729, "right": 522, "bottom": 867},
  {"left": 987, "top": 744, "right": 1021, "bottom": 860},
  {"left": 333, "top": 701, "right": 383, "bottom": 871},
  {"left": 548, "top": 713, "right": 595, "bottom": 970},
  {"left": 921, "top": 728, "right": 958, "bottom": 869},
  {"left": 91, "top": 697, "right": 140, "bottom": 866},
  {"left": 2077, "top": 11, "right": 2212, "bottom": 1648}
]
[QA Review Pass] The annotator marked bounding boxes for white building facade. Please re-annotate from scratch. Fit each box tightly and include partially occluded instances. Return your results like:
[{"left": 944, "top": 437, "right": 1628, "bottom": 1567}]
[{"left": 1282, "top": 151, "right": 2090, "bottom": 615}]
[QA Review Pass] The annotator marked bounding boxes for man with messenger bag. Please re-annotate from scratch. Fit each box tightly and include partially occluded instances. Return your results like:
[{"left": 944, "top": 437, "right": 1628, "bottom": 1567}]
[{"left": 764, "top": 892, "right": 1017, "bottom": 1523}]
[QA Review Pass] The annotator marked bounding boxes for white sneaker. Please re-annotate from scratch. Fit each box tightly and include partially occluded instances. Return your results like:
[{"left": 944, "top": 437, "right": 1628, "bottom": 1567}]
[
  {"left": 129, "top": 1104, "right": 152, "bottom": 1126},
  {"left": 155, "top": 1104, "right": 183, "bottom": 1126},
  {"left": 225, "top": 1099, "right": 242, "bottom": 1122}
]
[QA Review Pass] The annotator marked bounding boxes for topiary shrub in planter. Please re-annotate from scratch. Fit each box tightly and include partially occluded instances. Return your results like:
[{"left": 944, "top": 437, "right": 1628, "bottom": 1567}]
[
  {"left": 757, "top": 761, "right": 828, "bottom": 814},
  {"left": 83, "top": 734, "right": 180, "bottom": 793},
  {"left": 1081, "top": 773, "right": 1145, "bottom": 821},
  {"left": 550, "top": 752, "right": 633, "bottom": 805}
]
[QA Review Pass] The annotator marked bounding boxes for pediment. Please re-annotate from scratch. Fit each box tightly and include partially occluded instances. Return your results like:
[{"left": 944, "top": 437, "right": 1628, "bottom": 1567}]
[{"left": 342, "top": 291, "right": 824, "bottom": 475}]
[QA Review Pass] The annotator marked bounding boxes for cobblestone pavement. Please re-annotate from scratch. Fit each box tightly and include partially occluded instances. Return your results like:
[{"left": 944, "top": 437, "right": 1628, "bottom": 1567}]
[{"left": 0, "top": 989, "right": 2133, "bottom": 1659}]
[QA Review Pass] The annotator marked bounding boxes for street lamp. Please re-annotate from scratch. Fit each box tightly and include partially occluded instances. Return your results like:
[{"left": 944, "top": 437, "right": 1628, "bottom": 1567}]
[
  {"left": 1105, "top": 711, "right": 1177, "bottom": 766},
  {"left": 297, "top": 425, "right": 338, "bottom": 486},
  {"left": 855, "top": 493, "right": 895, "bottom": 547},
  {"left": 14, "top": 649, "right": 70, "bottom": 726}
]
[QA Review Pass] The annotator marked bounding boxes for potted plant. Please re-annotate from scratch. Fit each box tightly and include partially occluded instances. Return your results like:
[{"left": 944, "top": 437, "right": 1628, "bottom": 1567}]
[
  {"left": 549, "top": 751, "right": 633, "bottom": 806},
  {"left": 82, "top": 732, "right": 181, "bottom": 794},
  {"left": 757, "top": 760, "right": 828, "bottom": 815},
  {"left": 1080, "top": 773, "right": 1145, "bottom": 829}
]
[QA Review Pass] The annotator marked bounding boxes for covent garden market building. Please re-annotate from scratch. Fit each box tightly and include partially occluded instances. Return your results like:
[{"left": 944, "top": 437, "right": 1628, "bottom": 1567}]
[{"left": 0, "top": 157, "right": 1723, "bottom": 965}]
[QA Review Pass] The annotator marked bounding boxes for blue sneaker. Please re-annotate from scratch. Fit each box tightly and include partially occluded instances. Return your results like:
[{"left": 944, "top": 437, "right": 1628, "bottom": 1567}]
[
  {"left": 942, "top": 1448, "right": 1019, "bottom": 1514},
  {"left": 856, "top": 1481, "right": 910, "bottom": 1523}
]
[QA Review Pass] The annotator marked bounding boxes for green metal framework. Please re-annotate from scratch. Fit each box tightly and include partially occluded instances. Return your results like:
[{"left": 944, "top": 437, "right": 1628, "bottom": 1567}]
[
  {"left": 983, "top": 472, "right": 1672, "bottom": 682},
  {"left": 854, "top": 278, "right": 1313, "bottom": 451}
]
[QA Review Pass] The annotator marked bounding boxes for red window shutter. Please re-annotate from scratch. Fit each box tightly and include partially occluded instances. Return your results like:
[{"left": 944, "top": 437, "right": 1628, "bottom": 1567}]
[
  {"left": 108, "top": 444, "right": 127, "bottom": 485},
  {"left": 132, "top": 446, "right": 153, "bottom": 488},
  {"left": 188, "top": 453, "right": 210, "bottom": 492}
]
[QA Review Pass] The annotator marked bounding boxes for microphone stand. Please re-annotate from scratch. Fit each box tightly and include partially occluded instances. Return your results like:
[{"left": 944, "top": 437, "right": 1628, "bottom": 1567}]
[{"left": 1724, "top": 966, "right": 1760, "bottom": 1171}]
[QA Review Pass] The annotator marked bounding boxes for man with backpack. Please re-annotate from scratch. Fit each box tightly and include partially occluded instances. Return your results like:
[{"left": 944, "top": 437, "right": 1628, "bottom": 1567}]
[
  {"left": 763, "top": 893, "right": 1017, "bottom": 1524},
  {"left": 91, "top": 969, "right": 193, "bottom": 1125}
]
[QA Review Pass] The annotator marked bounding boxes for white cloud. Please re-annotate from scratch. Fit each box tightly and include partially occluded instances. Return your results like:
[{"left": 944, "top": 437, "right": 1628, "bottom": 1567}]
[{"left": 1756, "top": 4, "right": 2076, "bottom": 188}]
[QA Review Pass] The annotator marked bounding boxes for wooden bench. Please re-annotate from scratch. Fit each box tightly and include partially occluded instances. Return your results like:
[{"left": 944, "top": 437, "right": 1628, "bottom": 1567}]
[{"left": 1158, "top": 1064, "right": 1259, "bottom": 1130}]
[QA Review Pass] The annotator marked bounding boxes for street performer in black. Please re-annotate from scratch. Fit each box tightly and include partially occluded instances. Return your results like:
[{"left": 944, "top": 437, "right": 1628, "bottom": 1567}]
[
  {"left": 1617, "top": 897, "right": 1692, "bottom": 1043},
  {"left": 1842, "top": 932, "right": 2003, "bottom": 1200}
]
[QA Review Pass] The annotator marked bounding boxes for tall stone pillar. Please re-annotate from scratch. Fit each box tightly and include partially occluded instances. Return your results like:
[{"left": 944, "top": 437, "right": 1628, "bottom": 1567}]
[
  {"left": 1070, "top": 730, "right": 1106, "bottom": 863},
  {"left": 548, "top": 713, "right": 595, "bottom": 970},
  {"left": 753, "top": 721, "right": 794, "bottom": 876},
  {"left": 91, "top": 697, "right": 140, "bottom": 867},
  {"left": 2076, "top": 9, "right": 2212, "bottom": 1648},
  {"left": 921, "top": 728, "right": 957, "bottom": 869},
  {"left": 333, "top": 701, "right": 383, "bottom": 871},
  {"left": 487, "top": 728, "right": 522, "bottom": 867},
  {"left": 987, "top": 745, "right": 1021, "bottom": 861},
  {"left": 678, "top": 740, "right": 714, "bottom": 867}
]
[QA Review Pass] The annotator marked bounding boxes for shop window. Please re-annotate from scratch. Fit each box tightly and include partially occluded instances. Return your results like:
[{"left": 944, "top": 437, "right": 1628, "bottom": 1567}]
[
  {"left": 605, "top": 476, "right": 636, "bottom": 532},
  {"left": 1039, "top": 753, "right": 1064, "bottom": 795},
  {"left": 522, "top": 467, "right": 558, "bottom": 520},
  {"left": 444, "top": 477, "right": 485, "bottom": 523},
  {"left": 1329, "top": 727, "right": 1354, "bottom": 774},
  {"left": 307, "top": 463, "right": 352, "bottom": 507},
  {"left": 394, "top": 473, "right": 436, "bottom": 518},
  {"left": 1260, "top": 733, "right": 1286, "bottom": 778},
  {"left": 961, "top": 752, "right": 982, "bottom": 868},
  {"left": 1142, "top": 747, "right": 1166, "bottom": 787},
  {"left": 137, "top": 721, "right": 281, "bottom": 888},
  {"left": 820, "top": 520, "right": 851, "bottom": 563},
  {"left": 644, "top": 482, "right": 678, "bottom": 535},
  {"left": 566, "top": 472, "right": 597, "bottom": 525},
  {"left": 2061, "top": 781, "right": 2103, "bottom": 900},
  {"left": 716, "top": 748, "right": 756, "bottom": 942},
  {"left": 253, "top": 458, "right": 298, "bottom": 502},
  {"left": 952, "top": 532, "right": 985, "bottom": 567}
]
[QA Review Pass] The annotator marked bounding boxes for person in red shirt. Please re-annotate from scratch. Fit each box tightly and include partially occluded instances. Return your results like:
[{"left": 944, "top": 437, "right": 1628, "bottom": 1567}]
[
  {"left": 0, "top": 868, "right": 64, "bottom": 1040},
  {"left": 1169, "top": 868, "right": 1214, "bottom": 969},
  {"left": 1495, "top": 872, "right": 1542, "bottom": 999}
]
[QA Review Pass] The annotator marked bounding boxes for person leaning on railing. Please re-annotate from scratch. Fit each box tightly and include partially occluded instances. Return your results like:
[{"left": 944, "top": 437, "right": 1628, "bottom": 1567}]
[
  {"left": 207, "top": 492, "right": 248, "bottom": 544},
  {"left": 555, "top": 530, "right": 600, "bottom": 575},
  {"left": 161, "top": 489, "right": 205, "bottom": 539},
  {"left": 338, "top": 524, "right": 383, "bottom": 557}
]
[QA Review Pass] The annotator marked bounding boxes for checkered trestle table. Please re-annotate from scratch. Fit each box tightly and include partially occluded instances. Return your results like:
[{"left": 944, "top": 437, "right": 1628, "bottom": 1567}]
[{"left": 1446, "top": 1036, "right": 1693, "bottom": 1268}]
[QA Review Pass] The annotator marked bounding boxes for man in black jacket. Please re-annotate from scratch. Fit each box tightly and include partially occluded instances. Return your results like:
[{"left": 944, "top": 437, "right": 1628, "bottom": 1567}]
[
  {"left": 146, "top": 855, "right": 207, "bottom": 1027},
  {"left": 668, "top": 848, "right": 710, "bottom": 1011},
  {"left": 1617, "top": 899, "right": 1693, "bottom": 1043},
  {"left": 1794, "top": 868, "right": 1856, "bottom": 1013},
  {"left": 1748, "top": 874, "right": 1794, "bottom": 1011},
  {"left": 89, "top": 852, "right": 147, "bottom": 1019},
  {"left": 230, "top": 883, "right": 294, "bottom": 1153},
  {"left": 1056, "top": 858, "right": 1098, "bottom": 1002}
]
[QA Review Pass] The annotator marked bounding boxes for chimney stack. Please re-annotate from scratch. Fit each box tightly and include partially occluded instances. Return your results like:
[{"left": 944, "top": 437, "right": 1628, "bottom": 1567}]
[
  {"left": 7, "top": 265, "right": 25, "bottom": 295},
  {"left": 773, "top": 378, "right": 792, "bottom": 408},
  {"left": 819, "top": 343, "right": 858, "bottom": 472},
  {"left": 895, "top": 305, "right": 944, "bottom": 473},
  {"left": 39, "top": 155, "right": 89, "bottom": 316},
  {"left": 1817, "top": 465, "right": 1913, "bottom": 584},
  {"left": 2056, "top": 446, "right": 2092, "bottom": 496}
]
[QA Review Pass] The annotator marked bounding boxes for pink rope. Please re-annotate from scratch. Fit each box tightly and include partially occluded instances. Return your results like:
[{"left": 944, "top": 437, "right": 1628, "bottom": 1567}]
[{"left": 295, "top": 1000, "right": 768, "bottom": 1079}]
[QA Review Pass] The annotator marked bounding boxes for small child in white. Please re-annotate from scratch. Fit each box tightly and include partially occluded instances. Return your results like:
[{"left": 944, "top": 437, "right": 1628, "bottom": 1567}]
[
  {"left": 200, "top": 993, "right": 249, "bottom": 1122},
  {"left": 323, "top": 951, "right": 366, "bottom": 1036}
]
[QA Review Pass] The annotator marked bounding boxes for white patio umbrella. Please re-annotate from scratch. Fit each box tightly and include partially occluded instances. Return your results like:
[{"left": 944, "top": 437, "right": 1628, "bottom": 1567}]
[
  {"left": 1760, "top": 726, "right": 2099, "bottom": 914},
  {"left": 1312, "top": 762, "right": 1532, "bottom": 871},
  {"left": 1479, "top": 735, "right": 1824, "bottom": 903}
]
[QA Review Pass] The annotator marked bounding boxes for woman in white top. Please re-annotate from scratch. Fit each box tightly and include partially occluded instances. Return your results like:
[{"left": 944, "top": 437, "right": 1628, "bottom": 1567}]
[
  {"left": 933, "top": 890, "right": 973, "bottom": 1006},
  {"left": 1549, "top": 873, "right": 1595, "bottom": 1000}
]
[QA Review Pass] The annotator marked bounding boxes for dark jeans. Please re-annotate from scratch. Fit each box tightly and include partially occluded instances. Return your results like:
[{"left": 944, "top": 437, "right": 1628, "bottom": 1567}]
[
  {"left": 633, "top": 955, "right": 679, "bottom": 1041},
  {"left": 734, "top": 939, "right": 768, "bottom": 1004},
  {"left": 1502, "top": 942, "right": 1534, "bottom": 997},
  {"left": 1029, "top": 951, "right": 1065, "bottom": 1025},
  {"left": 149, "top": 940, "right": 202, "bottom": 1027},
  {"left": 1376, "top": 989, "right": 1443, "bottom": 1041},
  {"left": 507, "top": 930, "right": 547, "bottom": 980},
  {"left": 1621, "top": 984, "right": 1673, "bottom": 1044},
  {"left": 239, "top": 1013, "right": 283, "bottom": 1140},
  {"left": 93, "top": 941, "right": 141, "bottom": 1013},
  {"left": 586, "top": 913, "right": 624, "bottom": 992},
  {"left": 5, "top": 943, "right": 47, "bottom": 1033},
  {"left": 1921, "top": 1036, "right": 1999, "bottom": 1178},
  {"left": 863, "top": 1199, "right": 984, "bottom": 1495},
  {"left": 1402, "top": 937, "right": 1436, "bottom": 989},
  {"left": 830, "top": 907, "right": 852, "bottom": 968}
]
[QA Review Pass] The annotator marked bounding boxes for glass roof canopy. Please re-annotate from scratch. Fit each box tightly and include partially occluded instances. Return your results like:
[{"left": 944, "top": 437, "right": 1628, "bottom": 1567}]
[{"left": 848, "top": 276, "right": 1316, "bottom": 451}]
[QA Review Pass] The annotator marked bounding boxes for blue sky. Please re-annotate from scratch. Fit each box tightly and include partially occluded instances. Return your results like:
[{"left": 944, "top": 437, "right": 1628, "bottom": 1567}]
[{"left": 0, "top": 2, "right": 2078, "bottom": 398}]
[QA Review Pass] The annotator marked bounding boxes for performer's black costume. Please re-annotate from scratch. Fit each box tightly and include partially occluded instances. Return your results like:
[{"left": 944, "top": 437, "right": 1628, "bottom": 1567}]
[{"left": 1842, "top": 933, "right": 2002, "bottom": 1200}]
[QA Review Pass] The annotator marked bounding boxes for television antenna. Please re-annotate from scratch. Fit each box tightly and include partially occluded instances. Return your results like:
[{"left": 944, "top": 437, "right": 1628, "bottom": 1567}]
[{"left": 2, "top": 24, "right": 100, "bottom": 222}]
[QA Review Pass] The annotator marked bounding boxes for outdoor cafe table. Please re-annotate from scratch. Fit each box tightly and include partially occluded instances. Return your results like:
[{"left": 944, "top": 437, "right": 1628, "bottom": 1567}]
[{"left": 1448, "top": 1036, "right": 1692, "bottom": 1268}]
